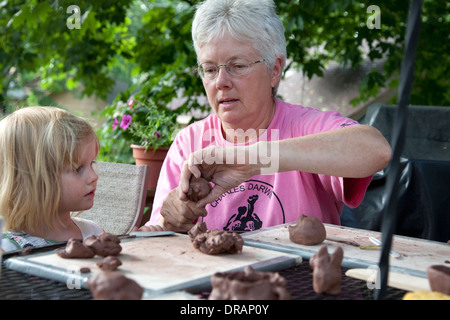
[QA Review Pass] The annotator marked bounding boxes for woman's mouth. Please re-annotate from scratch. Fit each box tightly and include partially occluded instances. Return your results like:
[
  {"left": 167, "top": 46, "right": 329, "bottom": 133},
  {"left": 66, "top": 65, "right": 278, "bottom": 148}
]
[{"left": 219, "top": 98, "right": 239, "bottom": 106}]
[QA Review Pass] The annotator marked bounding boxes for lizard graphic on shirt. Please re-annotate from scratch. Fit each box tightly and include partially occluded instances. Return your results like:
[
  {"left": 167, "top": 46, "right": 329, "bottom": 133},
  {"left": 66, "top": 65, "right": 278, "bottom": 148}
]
[{"left": 224, "top": 194, "right": 263, "bottom": 232}]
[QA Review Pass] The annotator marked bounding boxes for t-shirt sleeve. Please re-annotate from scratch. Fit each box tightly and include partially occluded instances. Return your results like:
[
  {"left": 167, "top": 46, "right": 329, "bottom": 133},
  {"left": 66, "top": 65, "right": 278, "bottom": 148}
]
[{"left": 341, "top": 176, "right": 373, "bottom": 208}]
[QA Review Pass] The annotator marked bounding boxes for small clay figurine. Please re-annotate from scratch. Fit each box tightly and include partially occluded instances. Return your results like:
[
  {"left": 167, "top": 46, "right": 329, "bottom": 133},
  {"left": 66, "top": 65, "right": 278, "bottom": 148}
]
[
  {"left": 309, "top": 245, "right": 344, "bottom": 295},
  {"left": 209, "top": 266, "right": 291, "bottom": 300}
]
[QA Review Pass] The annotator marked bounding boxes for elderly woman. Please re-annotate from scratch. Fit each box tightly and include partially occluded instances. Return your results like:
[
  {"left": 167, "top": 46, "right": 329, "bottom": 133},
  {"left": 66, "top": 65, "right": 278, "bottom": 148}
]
[{"left": 142, "top": 0, "right": 391, "bottom": 232}]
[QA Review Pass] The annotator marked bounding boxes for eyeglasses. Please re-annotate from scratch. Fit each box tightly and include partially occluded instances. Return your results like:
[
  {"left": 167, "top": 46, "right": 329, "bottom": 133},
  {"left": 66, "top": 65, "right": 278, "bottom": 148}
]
[{"left": 197, "top": 58, "right": 265, "bottom": 80}]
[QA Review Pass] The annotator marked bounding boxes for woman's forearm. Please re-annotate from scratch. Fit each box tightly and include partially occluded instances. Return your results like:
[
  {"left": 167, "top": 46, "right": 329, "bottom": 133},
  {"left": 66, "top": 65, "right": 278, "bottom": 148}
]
[{"left": 253, "top": 125, "right": 392, "bottom": 178}]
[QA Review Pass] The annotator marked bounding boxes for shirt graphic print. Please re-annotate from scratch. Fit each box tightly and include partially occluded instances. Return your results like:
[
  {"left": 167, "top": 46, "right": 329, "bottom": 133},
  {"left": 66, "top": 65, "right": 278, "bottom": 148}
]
[{"left": 201, "top": 179, "right": 285, "bottom": 232}]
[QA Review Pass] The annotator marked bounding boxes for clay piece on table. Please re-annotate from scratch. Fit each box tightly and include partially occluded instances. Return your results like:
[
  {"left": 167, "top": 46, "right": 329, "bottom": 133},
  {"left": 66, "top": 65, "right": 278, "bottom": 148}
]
[
  {"left": 427, "top": 265, "right": 450, "bottom": 295},
  {"left": 288, "top": 214, "right": 327, "bottom": 246},
  {"left": 96, "top": 256, "right": 122, "bottom": 271},
  {"left": 188, "top": 221, "right": 243, "bottom": 255},
  {"left": 87, "top": 271, "right": 143, "bottom": 300},
  {"left": 188, "top": 220, "right": 208, "bottom": 238},
  {"left": 83, "top": 232, "right": 122, "bottom": 257},
  {"left": 209, "top": 266, "right": 291, "bottom": 300},
  {"left": 309, "top": 245, "right": 344, "bottom": 295},
  {"left": 57, "top": 238, "right": 95, "bottom": 259},
  {"left": 186, "top": 176, "right": 212, "bottom": 202}
]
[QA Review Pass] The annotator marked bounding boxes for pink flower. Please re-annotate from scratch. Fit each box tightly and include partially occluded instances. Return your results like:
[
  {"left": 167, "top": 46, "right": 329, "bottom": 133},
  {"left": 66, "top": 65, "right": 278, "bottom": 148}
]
[
  {"left": 127, "top": 98, "right": 136, "bottom": 109},
  {"left": 155, "top": 131, "right": 162, "bottom": 139},
  {"left": 112, "top": 118, "right": 118, "bottom": 130},
  {"left": 120, "top": 115, "right": 132, "bottom": 130}
]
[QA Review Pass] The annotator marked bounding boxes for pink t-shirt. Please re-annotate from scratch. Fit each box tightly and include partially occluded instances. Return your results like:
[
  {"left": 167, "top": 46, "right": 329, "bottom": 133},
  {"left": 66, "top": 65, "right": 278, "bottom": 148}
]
[{"left": 147, "top": 98, "right": 372, "bottom": 231}]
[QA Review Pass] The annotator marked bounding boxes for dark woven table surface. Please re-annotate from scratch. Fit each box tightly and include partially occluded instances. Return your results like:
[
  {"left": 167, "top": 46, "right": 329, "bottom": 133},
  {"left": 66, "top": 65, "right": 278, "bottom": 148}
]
[{"left": 0, "top": 245, "right": 406, "bottom": 300}]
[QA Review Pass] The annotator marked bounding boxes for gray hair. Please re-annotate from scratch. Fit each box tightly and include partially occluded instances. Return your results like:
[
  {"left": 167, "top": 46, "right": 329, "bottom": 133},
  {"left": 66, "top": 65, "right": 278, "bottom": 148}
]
[{"left": 192, "top": 0, "right": 286, "bottom": 95}]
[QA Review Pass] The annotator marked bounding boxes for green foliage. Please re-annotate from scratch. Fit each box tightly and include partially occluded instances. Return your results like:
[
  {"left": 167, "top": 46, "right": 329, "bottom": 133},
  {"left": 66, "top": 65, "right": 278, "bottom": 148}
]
[
  {"left": 97, "top": 96, "right": 180, "bottom": 163},
  {"left": 1, "top": 0, "right": 449, "bottom": 160},
  {"left": 278, "top": 0, "right": 449, "bottom": 107},
  {"left": 0, "top": 0, "right": 134, "bottom": 109}
]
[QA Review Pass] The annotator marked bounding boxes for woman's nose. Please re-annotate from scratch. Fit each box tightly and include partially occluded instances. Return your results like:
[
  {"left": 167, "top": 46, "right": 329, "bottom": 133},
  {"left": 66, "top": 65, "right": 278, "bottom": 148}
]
[{"left": 215, "top": 67, "right": 233, "bottom": 89}]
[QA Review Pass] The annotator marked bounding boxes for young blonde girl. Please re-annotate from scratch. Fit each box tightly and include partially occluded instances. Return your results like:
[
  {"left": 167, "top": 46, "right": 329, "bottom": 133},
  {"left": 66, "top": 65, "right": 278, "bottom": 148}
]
[{"left": 0, "top": 106, "right": 103, "bottom": 252}]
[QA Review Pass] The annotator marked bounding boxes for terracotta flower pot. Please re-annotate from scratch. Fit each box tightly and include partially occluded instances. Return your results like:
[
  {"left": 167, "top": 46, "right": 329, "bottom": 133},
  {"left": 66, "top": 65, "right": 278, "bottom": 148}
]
[{"left": 131, "top": 144, "right": 169, "bottom": 191}]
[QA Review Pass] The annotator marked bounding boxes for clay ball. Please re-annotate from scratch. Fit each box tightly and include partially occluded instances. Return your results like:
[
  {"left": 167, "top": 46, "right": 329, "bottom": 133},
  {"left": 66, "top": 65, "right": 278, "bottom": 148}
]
[
  {"left": 96, "top": 256, "right": 122, "bottom": 271},
  {"left": 187, "top": 176, "right": 212, "bottom": 202},
  {"left": 83, "top": 232, "right": 122, "bottom": 257},
  {"left": 288, "top": 215, "right": 326, "bottom": 246},
  {"left": 87, "top": 271, "right": 143, "bottom": 300},
  {"left": 57, "top": 238, "right": 95, "bottom": 259}
]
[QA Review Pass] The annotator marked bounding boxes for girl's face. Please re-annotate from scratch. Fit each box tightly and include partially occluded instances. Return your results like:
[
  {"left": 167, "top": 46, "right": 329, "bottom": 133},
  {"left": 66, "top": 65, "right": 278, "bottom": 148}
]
[{"left": 59, "top": 138, "right": 99, "bottom": 215}]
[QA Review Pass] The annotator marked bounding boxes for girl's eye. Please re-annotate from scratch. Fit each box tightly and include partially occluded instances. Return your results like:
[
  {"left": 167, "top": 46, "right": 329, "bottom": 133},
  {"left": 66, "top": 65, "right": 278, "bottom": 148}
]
[{"left": 73, "top": 166, "right": 82, "bottom": 173}]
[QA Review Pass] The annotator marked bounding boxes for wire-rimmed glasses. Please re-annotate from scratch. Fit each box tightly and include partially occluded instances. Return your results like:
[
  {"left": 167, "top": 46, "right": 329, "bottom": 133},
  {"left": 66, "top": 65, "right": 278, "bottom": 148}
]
[{"left": 197, "top": 58, "right": 265, "bottom": 80}]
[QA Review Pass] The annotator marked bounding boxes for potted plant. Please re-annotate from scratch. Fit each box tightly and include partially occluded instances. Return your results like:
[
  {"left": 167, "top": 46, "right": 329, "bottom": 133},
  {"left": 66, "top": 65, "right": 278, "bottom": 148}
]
[{"left": 98, "top": 96, "right": 180, "bottom": 191}]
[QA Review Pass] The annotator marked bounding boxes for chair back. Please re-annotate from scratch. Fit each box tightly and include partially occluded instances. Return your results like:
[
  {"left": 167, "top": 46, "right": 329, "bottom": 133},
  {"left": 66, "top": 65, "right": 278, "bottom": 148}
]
[{"left": 79, "top": 161, "right": 150, "bottom": 235}]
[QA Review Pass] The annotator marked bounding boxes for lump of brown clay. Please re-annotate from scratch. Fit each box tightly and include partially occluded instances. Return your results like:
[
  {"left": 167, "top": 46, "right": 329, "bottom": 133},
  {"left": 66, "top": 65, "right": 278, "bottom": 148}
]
[
  {"left": 97, "top": 256, "right": 122, "bottom": 271},
  {"left": 87, "top": 271, "right": 143, "bottom": 300},
  {"left": 209, "top": 266, "right": 290, "bottom": 300},
  {"left": 309, "top": 245, "right": 343, "bottom": 295},
  {"left": 288, "top": 214, "right": 326, "bottom": 245},
  {"left": 427, "top": 265, "right": 450, "bottom": 295},
  {"left": 187, "top": 220, "right": 208, "bottom": 238},
  {"left": 83, "top": 232, "right": 122, "bottom": 257},
  {"left": 57, "top": 238, "right": 95, "bottom": 259},
  {"left": 187, "top": 176, "right": 212, "bottom": 202},
  {"left": 189, "top": 221, "right": 243, "bottom": 255}
]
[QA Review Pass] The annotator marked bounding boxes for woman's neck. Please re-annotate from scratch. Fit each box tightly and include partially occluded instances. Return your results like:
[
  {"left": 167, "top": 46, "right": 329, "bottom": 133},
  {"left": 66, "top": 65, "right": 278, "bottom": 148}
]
[{"left": 222, "top": 100, "right": 276, "bottom": 144}]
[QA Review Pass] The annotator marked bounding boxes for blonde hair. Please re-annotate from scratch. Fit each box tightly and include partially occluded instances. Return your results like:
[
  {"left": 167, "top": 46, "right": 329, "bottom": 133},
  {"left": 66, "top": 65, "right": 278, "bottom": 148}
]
[{"left": 0, "top": 106, "right": 99, "bottom": 235}]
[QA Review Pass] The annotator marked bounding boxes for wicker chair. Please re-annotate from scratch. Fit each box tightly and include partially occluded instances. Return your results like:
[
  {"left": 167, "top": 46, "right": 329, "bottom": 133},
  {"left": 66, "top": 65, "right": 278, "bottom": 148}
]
[{"left": 78, "top": 161, "right": 150, "bottom": 235}]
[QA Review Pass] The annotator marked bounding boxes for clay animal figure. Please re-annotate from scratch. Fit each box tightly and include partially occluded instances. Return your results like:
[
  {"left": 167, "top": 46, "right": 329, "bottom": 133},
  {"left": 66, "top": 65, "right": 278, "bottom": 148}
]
[{"left": 309, "top": 245, "right": 344, "bottom": 295}]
